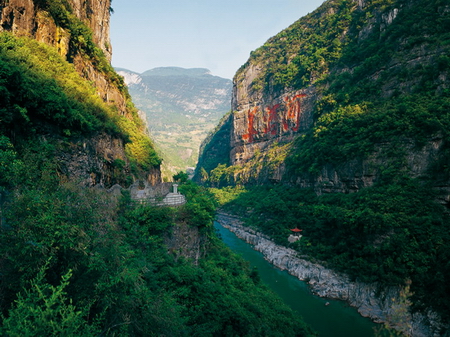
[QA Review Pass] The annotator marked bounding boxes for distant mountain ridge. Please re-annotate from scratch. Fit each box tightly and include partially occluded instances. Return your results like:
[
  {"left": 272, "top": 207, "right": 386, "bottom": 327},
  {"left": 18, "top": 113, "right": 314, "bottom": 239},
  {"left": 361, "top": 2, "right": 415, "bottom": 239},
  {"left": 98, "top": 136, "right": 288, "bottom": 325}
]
[
  {"left": 141, "top": 67, "right": 212, "bottom": 77},
  {"left": 117, "top": 67, "right": 232, "bottom": 178}
]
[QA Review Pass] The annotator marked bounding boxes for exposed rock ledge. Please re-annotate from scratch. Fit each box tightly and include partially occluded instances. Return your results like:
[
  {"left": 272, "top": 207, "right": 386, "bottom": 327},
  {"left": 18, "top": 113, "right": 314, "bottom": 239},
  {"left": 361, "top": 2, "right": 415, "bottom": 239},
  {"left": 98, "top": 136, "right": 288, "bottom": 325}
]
[{"left": 216, "top": 212, "right": 447, "bottom": 337}]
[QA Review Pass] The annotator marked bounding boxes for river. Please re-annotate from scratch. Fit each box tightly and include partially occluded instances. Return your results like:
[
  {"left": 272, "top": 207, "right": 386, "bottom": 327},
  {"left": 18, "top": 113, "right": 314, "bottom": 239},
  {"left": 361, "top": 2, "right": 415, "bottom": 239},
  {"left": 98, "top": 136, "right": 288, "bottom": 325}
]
[{"left": 214, "top": 221, "right": 378, "bottom": 337}]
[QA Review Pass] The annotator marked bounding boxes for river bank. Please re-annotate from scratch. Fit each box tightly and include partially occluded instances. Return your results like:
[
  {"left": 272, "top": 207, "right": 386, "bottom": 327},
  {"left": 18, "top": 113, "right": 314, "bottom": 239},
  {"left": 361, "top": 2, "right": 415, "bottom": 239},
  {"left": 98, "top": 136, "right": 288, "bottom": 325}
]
[{"left": 215, "top": 212, "right": 446, "bottom": 337}]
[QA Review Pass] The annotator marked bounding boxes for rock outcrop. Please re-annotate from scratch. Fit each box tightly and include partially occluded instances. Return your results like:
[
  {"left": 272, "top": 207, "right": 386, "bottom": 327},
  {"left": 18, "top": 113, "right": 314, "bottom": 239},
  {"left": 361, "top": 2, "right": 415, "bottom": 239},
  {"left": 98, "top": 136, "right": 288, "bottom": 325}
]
[
  {"left": 56, "top": 134, "right": 161, "bottom": 187},
  {"left": 165, "top": 222, "right": 206, "bottom": 265},
  {"left": 0, "top": 0, "right": 111, "bottom": 59},
  {"left": 230, "top": 85, "right": 316, "bottom": 165},
  {"left": 197, "top": 0, "right": 450, "bottom": 196},
  {"left": 0, "top": 0, "right": 160, "bottom": 186},
  {"left": 216, "top": 212, "right": 447, "bottom": 337},
  {"left": 294, "top": 136, "right": 447, "bottom": 196},
  {"left": 0, "top": 0, "right": 125, "bottom": 113}
]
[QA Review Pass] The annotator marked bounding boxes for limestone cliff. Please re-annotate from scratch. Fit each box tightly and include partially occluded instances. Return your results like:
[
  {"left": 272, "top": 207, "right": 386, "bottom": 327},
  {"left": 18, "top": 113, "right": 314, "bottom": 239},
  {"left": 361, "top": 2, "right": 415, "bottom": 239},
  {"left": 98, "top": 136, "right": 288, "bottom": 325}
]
[
  {"left": 0, "top": 0, "right": 120, "bottom": 106},
  {"left": 0, "top": 0, "right": 111, "bottom": 57},
  {"left": 198, "top": 0, "right": 450, "bottom": 197},
  {"left": 0, "top": 0, "right": 161, "bottom": 186},
  {"left": 198, "top": 1, "right": 450, "bottom": 333}
]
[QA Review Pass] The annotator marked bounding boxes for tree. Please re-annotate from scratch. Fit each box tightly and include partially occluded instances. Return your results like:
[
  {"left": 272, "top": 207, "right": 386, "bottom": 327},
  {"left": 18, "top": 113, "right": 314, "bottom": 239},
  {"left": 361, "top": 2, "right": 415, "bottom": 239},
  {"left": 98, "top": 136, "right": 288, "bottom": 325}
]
[
  {"left": 173, "top": 171, "right": 189, "bottom": 183},
  {"left": 1, "top": 265, "right": 98, "bottom": 336}
]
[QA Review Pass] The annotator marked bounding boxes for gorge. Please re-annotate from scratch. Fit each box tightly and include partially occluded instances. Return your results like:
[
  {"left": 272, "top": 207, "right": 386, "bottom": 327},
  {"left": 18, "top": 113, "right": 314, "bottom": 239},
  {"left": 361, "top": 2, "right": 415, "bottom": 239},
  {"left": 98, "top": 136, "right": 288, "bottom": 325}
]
[
  {"left": 214, "top": 217, "right": 378, "bottom": 337},
  {"left": 0, "top": 0, "right": 449, "bottom": 335},
  {"left": 198, "top": 0, "right": 450, "bottom": 335},
  {"left": 216, "top": 212, "right": 444, "bottom": 336},
  {"left": 116, "top": 67, "right": 232, "bottom": 179},
  {"left": 0, "top": 0, "right": 316, "bottom": 335}
]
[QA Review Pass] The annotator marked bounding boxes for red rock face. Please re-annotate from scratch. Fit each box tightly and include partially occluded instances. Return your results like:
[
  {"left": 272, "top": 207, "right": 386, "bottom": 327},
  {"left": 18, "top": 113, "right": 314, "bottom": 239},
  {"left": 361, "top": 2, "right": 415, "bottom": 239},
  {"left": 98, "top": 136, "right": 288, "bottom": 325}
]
[
  {"left": 241, "top": 94, "right": 307, "bottom": 144},
  {"left": 284, "top": 94, "right": 307, "bottom": 132},
  {"left": 242, "top": 106, "right": 259, "bottom": 143},
  {"left": 230, "top": 87, "right": 315, "bottom": 165},
  {"left": 264, "top": 104, "right": 280, "bottom": 136}
]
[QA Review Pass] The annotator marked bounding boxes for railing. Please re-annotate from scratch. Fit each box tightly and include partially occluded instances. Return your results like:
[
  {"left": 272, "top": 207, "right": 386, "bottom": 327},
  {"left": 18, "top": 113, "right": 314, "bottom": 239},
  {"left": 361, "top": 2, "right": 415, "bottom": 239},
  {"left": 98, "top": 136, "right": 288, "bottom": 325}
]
[{"left": 135, "top": 193, "right": 186, "bottom": 207}]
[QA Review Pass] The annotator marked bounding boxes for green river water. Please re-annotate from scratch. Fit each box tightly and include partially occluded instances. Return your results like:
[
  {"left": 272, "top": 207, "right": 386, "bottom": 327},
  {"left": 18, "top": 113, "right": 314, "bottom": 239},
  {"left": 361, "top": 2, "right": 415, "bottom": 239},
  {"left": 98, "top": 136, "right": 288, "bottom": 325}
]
[{"left": 215, "top": 221, "right": 379, "bottom": 337}]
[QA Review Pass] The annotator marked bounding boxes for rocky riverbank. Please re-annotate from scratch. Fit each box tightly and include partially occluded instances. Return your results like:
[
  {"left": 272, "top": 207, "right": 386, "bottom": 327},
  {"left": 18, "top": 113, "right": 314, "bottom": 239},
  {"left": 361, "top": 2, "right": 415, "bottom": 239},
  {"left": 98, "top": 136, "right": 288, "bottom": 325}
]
[{"left": 216, "top": 212, "right": 446, "bottom": 337}]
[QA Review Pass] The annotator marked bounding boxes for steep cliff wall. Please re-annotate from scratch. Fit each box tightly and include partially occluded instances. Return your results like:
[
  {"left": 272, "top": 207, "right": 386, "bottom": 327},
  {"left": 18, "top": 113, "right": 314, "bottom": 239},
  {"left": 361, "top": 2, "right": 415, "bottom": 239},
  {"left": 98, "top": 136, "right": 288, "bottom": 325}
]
[
  {"left": 0, "top": 0, "right": 161, "bottom": 186},
  {"left": 198, "top": 1, "right": 450, "bottom": 332},
  {"left": 230, "top": 85, "right": 316, "bottom": 165},
  {"left": 0, "top": 0, "right": 111, "bottom": 59},
  {"left": 198, "top": 0, "right": 450, "bottom": 196},
  {"left": 194, "top": 112, "right": 233, "bottom": 182},
  {"left": 0, "top": 0, "right": 117, "bottom": 98}
]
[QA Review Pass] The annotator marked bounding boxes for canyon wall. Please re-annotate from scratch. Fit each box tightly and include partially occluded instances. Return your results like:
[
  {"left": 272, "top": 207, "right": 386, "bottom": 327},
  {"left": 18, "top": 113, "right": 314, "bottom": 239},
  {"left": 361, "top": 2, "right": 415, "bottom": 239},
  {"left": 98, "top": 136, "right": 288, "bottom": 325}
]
[
  {"left": 0, "top": 0, "right": 160, "bottom": 186},
  {"left": 198, "top": 0, "right": 450, "bottom": 197},
  {"left": 0, "top": 0, "right": 121, "bottom": 107},
  {"left": 0, "top": 0, "right": 111, "bottom": 58},
  {"left": 195, "top": 1, "right": 450, "bottom": 333},
  {"left": 230, "top": 84, "right": 316, "bottom": 166}
]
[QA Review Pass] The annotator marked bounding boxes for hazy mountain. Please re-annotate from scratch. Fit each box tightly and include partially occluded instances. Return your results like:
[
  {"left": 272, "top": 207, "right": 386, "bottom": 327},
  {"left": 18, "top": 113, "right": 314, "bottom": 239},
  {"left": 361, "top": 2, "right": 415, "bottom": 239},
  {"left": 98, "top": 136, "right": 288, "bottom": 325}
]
[{"left": 116, "top": 66, "right": 232, "bottom": 178}]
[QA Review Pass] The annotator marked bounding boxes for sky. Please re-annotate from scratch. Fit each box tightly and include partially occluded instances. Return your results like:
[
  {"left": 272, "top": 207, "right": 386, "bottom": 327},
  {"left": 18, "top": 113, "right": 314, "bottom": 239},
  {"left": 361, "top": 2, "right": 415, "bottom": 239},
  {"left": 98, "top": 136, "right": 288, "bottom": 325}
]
[{"left": 110, "top": 0, "right": 326, "bottom": 80}]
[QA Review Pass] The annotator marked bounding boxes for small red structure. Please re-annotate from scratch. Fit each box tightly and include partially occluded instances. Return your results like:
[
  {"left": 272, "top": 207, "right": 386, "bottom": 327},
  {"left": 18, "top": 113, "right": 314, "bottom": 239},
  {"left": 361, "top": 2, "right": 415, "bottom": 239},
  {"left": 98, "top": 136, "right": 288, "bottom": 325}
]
[{"left": 290, "top": 228, "right": 303, "bottom": 236}]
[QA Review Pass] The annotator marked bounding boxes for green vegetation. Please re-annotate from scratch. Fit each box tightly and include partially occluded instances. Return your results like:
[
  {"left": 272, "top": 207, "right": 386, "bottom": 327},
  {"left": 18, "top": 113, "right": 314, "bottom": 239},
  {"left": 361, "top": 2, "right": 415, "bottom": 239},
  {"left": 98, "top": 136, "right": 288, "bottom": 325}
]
[
  {"left": 227, "top": 0, "right": 450, "bottom": 180},
  {"left": 173, "top": 170, "right": 189, "bottom": 183},
  {"left": 33, "top": 0, "right": 125, "bottom": 92},
  {"left": 121, "top": 67, "right": 231, "bottom": 178},
  {"left": 0, "top": 33, "right": 117, "bottom": 137},
  {"left": 0, "top": 6, "right": 314, "bottom": 333},
  {"left": 2, "top": 267, "right": 99, "bottom": 336},
  {"left": 289, "top": 92, "right": 450, "bottom": 175},
  {"left": 0, "top": 178, "right": 315, "bottom": 335},
  {"left": 0, "top": 32, "right": 160, "bottom": 172},
  {"left": 287, "top": 0, "right": 450, "bottom": 175},
  {"left": 202, "top": 1, "right": 450, "bottom": 325},
  {"left": 238, "top": 0, "right": 356, "bottom": 91},
  {"left": 211, "top": 179, "right": 450, "bottom": 320},
  {"left": 195, "top": 111, "right": 232, "bottom": 182},
  {"left": 200, "top": 140, "right": 292, "bottom": 187}
]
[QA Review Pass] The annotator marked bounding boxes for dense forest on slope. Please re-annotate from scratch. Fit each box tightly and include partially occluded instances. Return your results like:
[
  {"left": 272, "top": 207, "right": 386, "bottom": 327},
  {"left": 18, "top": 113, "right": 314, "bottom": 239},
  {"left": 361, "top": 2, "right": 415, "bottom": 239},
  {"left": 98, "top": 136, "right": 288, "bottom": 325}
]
[
  {"left": 212, "top": 183, "right": 450, "bottom": 322},
  {"left": 1, "top": 0, "right": 162, "bottom": 184},
  {"left": 200, "top": 0, "right": 450, "bottom": 184},
  {"left": 199, "top": 0, "right": 450, "bottom": 331},
  {"left": 286, "top": 0, "right": 450, "bottom": 176},
  {"left": 0, "top": 0, "right": 316, "bottom": 334},
  {"left": 0, "top": 179, "right": 315, "bottom": 336}
]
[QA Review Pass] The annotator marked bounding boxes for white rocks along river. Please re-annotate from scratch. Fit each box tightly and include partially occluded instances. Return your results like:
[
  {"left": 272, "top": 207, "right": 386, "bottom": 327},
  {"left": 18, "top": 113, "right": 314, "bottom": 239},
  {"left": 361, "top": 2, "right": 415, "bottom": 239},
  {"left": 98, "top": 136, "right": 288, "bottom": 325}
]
[{"left": 216, "top": 212, "right": 446, "bottom": 337}]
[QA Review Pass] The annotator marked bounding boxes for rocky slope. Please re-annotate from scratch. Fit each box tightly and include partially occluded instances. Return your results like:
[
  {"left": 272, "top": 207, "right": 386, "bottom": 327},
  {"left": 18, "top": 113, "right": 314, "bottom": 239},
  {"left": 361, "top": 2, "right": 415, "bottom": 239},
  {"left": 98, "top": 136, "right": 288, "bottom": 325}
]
[
  {"left": 0, "top": 0, "right": 124, "bottom": 111},
  {"left": 117, "top": 67, "right": 231, "bottom": 178},
  {"left": 0, "top": 0, "right": 160, "bottom": 186}
]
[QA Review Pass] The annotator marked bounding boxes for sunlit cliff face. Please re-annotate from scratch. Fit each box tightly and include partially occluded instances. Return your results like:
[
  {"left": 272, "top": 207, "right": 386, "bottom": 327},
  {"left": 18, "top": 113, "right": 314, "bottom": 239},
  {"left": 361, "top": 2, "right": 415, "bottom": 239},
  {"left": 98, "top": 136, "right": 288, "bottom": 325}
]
[{"left": 0, "top": 0, "right": 112, "bottom": 59}]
